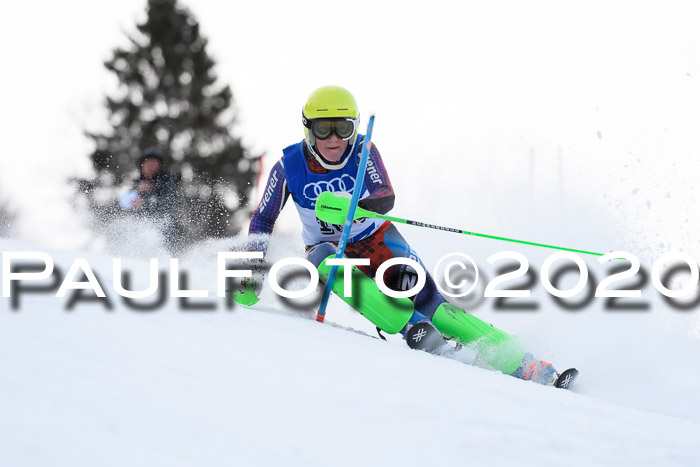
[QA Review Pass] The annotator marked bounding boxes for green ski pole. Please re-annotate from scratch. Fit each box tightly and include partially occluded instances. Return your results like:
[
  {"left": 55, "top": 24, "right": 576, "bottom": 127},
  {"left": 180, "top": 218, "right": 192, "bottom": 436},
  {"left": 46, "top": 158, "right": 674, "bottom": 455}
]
[{"left": 315, "top": 191, "right": 604, "bottom": 257}]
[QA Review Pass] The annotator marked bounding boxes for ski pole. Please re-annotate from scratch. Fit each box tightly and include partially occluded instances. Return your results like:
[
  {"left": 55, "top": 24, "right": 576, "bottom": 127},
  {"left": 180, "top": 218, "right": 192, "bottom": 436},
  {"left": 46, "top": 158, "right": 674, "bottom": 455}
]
[
  {"left": 315, "top": 191, "right": 604, "bottom": 257},
  {"left": 316, "top": 115, "right": 376, "bottom": 323}
]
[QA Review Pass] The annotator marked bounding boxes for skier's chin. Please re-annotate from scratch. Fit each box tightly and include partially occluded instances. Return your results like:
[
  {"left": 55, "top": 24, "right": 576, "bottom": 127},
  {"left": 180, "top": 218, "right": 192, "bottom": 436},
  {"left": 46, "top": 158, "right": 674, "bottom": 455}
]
[{"left": 322, "top": 150, "right": 343, "bottom": 161}]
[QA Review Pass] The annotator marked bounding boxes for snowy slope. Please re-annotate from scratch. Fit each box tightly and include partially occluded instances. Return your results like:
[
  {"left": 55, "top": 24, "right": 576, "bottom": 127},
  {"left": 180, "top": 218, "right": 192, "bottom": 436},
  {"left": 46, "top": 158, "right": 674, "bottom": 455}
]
[{"left": 2, "top": 237, "right": 700, "bottom": 467}]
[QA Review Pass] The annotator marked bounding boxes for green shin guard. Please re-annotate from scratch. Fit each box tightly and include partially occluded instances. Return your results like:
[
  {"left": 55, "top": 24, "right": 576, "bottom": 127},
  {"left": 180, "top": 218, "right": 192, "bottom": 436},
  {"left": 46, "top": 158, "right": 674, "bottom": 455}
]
[
  {"left": 317, "top": 255, "right": 414, "bottom": 334},
  {"left": 432, "top": 303, "right": 525, "bottom": 375},
  {"left": 316, "top": 256, "right": 524, "bottom": 373}
]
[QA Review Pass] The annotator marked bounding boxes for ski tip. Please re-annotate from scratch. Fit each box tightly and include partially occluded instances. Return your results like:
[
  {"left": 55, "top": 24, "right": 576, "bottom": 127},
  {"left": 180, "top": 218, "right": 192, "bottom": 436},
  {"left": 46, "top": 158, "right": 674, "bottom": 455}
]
[{"left": 554, "top": 368, "right": 579, "bottom": 390}]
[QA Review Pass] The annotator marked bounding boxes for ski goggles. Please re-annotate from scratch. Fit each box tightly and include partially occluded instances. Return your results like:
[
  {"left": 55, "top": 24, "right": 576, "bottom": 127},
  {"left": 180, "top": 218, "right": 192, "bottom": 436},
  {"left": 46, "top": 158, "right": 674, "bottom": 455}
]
[{"left": 304, "top": 117, "right": 359, "bottom": 141}]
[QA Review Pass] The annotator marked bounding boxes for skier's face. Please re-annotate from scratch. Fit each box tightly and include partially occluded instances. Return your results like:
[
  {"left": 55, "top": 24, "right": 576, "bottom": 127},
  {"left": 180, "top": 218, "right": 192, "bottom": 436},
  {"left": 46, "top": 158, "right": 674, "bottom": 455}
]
[{"left": 315, "top": 133, "right": 348, "bottom": 162}]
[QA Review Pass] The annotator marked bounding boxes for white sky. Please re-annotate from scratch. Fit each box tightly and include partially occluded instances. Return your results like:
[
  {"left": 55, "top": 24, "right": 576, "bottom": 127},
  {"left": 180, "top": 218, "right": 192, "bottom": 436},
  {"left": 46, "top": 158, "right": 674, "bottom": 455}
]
[{"left": 1, "top": 0, "right": 699, "bottom": 255}]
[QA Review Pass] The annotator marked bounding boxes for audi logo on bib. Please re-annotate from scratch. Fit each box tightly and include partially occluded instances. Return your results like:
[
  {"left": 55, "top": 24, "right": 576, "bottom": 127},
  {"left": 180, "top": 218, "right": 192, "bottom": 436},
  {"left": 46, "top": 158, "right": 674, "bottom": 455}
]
[{"left": 303, "top": 174, "right": 356, "bottom": 200}]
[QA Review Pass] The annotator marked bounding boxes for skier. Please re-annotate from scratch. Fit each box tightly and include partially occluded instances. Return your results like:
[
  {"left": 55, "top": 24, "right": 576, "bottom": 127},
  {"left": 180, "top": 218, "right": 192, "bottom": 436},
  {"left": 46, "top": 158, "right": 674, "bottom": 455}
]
[{"left": 240, "top": 85, "right": 574, "bottom": 388}]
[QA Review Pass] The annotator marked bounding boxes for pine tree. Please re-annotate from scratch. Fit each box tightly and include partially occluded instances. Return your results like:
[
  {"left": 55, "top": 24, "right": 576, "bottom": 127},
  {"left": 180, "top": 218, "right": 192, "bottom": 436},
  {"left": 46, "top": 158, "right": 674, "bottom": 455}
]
[{"left": 85, "top": 0, "right": 258, "bottom": 246}]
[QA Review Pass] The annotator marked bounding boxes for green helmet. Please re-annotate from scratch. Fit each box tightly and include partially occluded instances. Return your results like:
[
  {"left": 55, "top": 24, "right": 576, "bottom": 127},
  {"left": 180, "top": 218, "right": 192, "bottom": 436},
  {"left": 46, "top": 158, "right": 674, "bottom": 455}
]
[{"left": 302, "top": 85, "right": 360, "bottom": 150}]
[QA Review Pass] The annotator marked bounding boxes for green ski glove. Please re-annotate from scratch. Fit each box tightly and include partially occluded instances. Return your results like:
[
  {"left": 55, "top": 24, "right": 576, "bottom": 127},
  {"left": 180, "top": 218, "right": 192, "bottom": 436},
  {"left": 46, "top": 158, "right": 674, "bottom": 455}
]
[{"left": 233, "top": 279, "right": 260, "bottom": 306}]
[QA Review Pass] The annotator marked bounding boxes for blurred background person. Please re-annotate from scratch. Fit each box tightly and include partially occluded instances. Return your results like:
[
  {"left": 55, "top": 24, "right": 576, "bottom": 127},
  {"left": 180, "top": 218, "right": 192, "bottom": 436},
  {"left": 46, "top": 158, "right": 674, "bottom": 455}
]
[{"left": 119, "top": 148, "right": 177, "bottom": 248}]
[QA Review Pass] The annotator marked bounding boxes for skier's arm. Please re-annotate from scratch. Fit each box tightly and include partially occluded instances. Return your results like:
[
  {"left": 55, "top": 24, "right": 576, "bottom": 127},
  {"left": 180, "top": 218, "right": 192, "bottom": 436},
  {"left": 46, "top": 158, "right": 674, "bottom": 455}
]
[
  {"left": 247, "top": 159, "right": 290, "bottom": 254},
  {"left": 358, "top": 143, "right": 395, "bottom": 214}
]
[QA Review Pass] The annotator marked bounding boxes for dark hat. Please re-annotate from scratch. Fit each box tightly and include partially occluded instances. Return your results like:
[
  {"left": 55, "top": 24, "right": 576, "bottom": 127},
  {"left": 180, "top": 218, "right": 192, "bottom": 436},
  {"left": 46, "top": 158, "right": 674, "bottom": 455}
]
[{"left": 138, "top": 148, "right": 165, "bottom": 166}]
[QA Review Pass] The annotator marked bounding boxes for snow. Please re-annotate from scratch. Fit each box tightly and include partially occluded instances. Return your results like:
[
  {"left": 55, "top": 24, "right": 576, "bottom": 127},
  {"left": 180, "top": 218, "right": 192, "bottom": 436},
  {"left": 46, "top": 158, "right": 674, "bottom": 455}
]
[{"left": 2, "top": 235, "right": 700, "bottom": 466}]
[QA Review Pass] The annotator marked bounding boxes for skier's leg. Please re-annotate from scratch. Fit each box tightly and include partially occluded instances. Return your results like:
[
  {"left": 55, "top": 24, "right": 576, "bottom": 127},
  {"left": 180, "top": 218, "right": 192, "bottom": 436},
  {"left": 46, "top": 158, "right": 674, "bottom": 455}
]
[
  {"left": 430, "top": 302, "right": 525, "bottom": 374},
  {"left": 343, "top": 223, "right": 446, "bottom": 317},
  {"left": 380, "top": 223, "right": 448, "bottom": 320},
  {"left": 343, "top": 223, "right": 447, "bottom": 353},
  {"left": 343, "top": 224, "right": 565, "bottom": 384},
  {"left": 310, "top": 242, "right": 567, "bottom": 385},
  {"left": 307, "top": 229, "right": 445, "bottom": 352},
  {"left": 309, "top": 242, "right": 414, "bottom": 334},
  {"left": 347, "top": 223, "right": 528, "bottom": 373}
]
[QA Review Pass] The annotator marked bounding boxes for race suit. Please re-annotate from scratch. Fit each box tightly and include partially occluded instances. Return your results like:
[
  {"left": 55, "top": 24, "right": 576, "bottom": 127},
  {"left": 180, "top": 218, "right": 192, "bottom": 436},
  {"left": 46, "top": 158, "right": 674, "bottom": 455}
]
[{"left": 248, "top": 136, "right": 446, "bottom": 321}]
